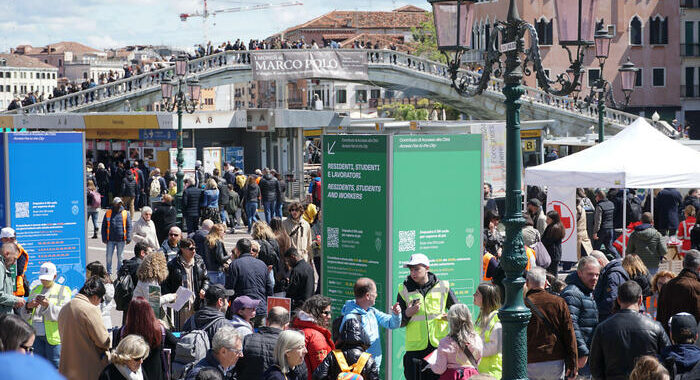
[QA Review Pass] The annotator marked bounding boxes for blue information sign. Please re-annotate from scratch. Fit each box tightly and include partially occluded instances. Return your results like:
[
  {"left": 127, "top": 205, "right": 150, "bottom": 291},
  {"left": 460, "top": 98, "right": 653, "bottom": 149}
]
[
  {"left": 139, "top": 129, "right": 177, "bottom": 140},
  {"left": 225, "top": 147, "right": 245, "bottom": 171},
  {"left": 7, "top": 132, "right": 86, "bottom": 293}
]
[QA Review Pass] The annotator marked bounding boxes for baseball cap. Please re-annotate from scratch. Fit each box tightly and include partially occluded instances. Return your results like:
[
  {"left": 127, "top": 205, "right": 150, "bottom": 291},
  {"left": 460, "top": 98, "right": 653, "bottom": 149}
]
[
  {"left": 205, "top": 284, "right": 234, "bottom": 304},
  {"left": 112, "top": 197, "right": 123, "bottom": 205},
  {"left": 39, "top": 262, "right": 57, "bottom": 281},
  {"left": 0, "top": 352, "right": 65, "bottom": 380},
  {"left": 404, "top": 253, "right": 430, "bottom": 268},
  {"left": 0, "top": 227, "right": 15, "bottom": 239},
  {"left": 232, "top": 295, "right": 261, "bottom": 313},
  {"left": 670, "top": 312, "right": 698, "bottom": 341}
]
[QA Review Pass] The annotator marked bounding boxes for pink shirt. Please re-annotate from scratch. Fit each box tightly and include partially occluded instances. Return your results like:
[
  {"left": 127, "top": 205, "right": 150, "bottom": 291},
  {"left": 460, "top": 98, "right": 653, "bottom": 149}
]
[{"left": 431, "top": 334, "right": 484, "bottom": 375}]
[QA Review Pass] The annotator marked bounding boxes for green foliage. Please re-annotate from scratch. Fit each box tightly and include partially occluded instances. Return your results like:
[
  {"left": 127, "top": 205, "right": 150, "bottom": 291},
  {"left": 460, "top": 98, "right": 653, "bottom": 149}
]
[
  {"left": 377, "top": 99, "right": 461, "bottom": 121},
  {"left": 411, "top": 12, "right": 447, "bottom": 64}
]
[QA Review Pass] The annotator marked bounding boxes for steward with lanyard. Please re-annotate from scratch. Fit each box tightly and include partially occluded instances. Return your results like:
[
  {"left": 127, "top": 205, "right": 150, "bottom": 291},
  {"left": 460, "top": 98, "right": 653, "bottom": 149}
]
[{"left": 397, "top": 254, "right": 458, "bottom": 380}]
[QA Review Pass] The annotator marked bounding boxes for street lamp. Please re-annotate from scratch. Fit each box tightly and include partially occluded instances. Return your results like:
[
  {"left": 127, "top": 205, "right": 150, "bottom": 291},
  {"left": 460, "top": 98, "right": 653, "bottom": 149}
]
[
  {"left": 579, "top": 29, "right": 639, "bottom": 142},
  {"left": 428, "top": 0, "right": 597, "bottom": 378},
  {"left": 161, "top": 55, "right": 201, "bottom": 222}
]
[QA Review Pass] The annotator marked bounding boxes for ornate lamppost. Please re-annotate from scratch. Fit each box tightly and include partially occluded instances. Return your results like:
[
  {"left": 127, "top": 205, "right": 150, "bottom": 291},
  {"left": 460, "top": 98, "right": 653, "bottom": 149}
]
[
  {"left": 579, "top": 28, "right": 639, "bottom": 142},
  {"left": 428, "top": 0, "right": 598, "bottom": 378},
  {"left": 161, "top": 55, "right": 201, "bottom": 219}
]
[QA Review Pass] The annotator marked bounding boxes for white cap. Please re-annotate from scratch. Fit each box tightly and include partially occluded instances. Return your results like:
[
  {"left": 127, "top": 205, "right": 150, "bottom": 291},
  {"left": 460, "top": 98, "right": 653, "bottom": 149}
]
[
  {"left": 404, "top": 253, "right": 430, "bottom": 268},
  {"left": 0, "top": 227, "right": 15, "bottom": 239},
  {"left": 38, "top": 262, "right": 57, "bottom": 281}
]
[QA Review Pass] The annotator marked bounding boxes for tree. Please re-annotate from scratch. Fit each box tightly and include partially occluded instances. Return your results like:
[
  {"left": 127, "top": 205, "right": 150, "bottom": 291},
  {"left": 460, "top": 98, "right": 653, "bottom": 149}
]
[{"left": 411, "top": 12, "right": 447, "bottom": 64}]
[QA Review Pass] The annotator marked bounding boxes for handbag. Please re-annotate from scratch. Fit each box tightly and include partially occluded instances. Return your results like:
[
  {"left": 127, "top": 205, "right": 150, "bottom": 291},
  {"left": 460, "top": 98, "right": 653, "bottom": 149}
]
[{"left": 532, "top": 241, "right": 551, "bottom": 268}]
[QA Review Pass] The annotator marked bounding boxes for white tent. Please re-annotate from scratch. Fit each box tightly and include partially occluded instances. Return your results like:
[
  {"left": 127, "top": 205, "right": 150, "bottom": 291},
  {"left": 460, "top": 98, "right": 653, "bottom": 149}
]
[{"left": 525, "top": 118, "right": 700, "bottom": 188}]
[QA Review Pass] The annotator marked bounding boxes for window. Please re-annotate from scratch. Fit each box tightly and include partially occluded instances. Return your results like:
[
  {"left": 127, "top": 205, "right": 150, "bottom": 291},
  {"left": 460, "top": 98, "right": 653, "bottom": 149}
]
[
  {"left": 535, "top": 18, "right": 553, "bottom": 45},
  {"left": 0, "top": 72, "right": 3, "bottom": 78},
  {"left": 4, "top": 86, "right": 9, "bottom": 92},
  {"left": 630, "top": 16, "right": 642, "bottom": 45},
  {"left": 385, "top": 89, "right": 395, "bottom": 99},
  {"left": 52, "top": 73, "right": 56, "bottom": 79},
  {"left": 336, "top": 89, "right": 347, "bottom": 104},
  {"left": 635, "top": 68, "right": 643, "bottom": 87},
  {"left": 370, "top": 89, "right": 381, "bottom": 99},
  {"left": 650, "top": 16, "right": 668, "bottom": 44},
  {"left": 653, "top": 68, "right": 665, "bottom": 87},
  {"left": 588, "top": 68, "right": 601, "bottom": 87},
  {"left": 356, "top": 89, "right": 367, "bottom": 103}
]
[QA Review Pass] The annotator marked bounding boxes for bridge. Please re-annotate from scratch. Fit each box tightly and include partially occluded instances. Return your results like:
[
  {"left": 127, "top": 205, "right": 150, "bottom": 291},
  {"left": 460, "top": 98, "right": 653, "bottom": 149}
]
[{"left": 1, "top": 49, "right": 673, "bottom": 137}]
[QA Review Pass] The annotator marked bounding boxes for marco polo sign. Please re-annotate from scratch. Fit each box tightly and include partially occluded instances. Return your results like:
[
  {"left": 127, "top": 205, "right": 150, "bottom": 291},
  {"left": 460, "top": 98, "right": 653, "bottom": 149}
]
[{"left": 251, "top": 50, "right": 368, "bottom": 81}]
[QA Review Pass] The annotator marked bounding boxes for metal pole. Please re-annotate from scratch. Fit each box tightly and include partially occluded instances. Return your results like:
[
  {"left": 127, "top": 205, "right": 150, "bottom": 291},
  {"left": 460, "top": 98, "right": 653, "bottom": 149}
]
[
  {"left": 598, "top": 97, "right": 605, "bottom": 142},
  {"left": 175, "top": 83, "right": 185, "bottom": 225},
  {"left": 498, "top": 1, "right": 530, "bottom": 379},
  {"left": 622, "top": 189, "right": 627, "bottom": 255}
]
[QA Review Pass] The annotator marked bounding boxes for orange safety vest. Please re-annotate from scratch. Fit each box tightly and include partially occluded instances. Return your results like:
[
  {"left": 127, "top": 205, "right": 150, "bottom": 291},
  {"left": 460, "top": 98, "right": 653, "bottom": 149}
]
[
  {"left": 13, "top": 244, "right": 28, "bottom": 297},
  {"left": 525, "top": 246, "right": 536, "bottom": 272},
  {"left": 483, "top": 252, "right": 495, "bottom": 281},
  {"left": 105, "top": 209, "right": 128, "bottom": 241}
]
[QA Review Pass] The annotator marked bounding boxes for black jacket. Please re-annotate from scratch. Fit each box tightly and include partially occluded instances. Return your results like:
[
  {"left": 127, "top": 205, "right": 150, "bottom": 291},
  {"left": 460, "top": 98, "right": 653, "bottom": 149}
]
[
  {"left": 226, "top": 253, "right": 273, "bottom": 316},
  {"left": 312, "top": 316, "right": 379, "bottom": 380},
  {"left": 182, "top": 306, "right": 233, "bottom": 345},
  {"left": 202, "top": 240, "right": 231, "bottom": 272},
  {"left": 593, "top": 259, "right": 629, "bottom": 321},
  {"left": 235, "top": 326, "right": 308, "bottom": 379},
  {"left": 561, "top": 271, "right": 598, "bottom": 357},
  {"left": 277, "top": 180, "right": 287, "bottom": 202},
  {"left": 259, "top": 174, "right": 279, "bottom": 203},
  {"left": 162, "top": 254, "right": 210, "bottom": 310},
  {"left": 657, "top": 188, "right": 683, "bottom": 231},
  {"left": 152, "top": 202, "right": 177, "bottom": 245},
  {"left": 121, "top": 173, "right": 138, "bottom": 197},
  {"left": 287, "top": 259, "right": 315, "bottom": 310},
  {"left": 243, "top": 183, "right": 261, "bottom": 204},
  {"left": 589, "top": 309, "right": 670, "bottom": 380},
  {"left": 119, "top": 255, "right": 143, "bottom": 286},
  {"left": 182, "top": 186, "right": 203, "bottom": 217},
  {"left": 541, "top": 224, "right": 563, "bottom": 263},
  {"left": 99, "top": 364, "right": 150, "bottom": 380}
]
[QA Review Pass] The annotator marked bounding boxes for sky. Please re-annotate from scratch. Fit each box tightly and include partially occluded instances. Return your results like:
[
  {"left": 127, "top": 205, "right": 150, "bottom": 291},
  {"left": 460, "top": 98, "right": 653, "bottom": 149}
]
[{"left": 0, "top": 0, "right": 429, "bottom": 53}]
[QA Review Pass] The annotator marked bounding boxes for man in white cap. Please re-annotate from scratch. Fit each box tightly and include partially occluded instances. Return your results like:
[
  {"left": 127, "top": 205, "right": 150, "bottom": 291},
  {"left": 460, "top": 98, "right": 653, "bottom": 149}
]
[
  {"left": 20, "top": 262, "right": 72, "bottom": 368},
  {"left": 1, "top": 227, "right": 29, "bottom": 297},
  {"left": 396, "top": 253, "right": 458, "bottom": 380}
]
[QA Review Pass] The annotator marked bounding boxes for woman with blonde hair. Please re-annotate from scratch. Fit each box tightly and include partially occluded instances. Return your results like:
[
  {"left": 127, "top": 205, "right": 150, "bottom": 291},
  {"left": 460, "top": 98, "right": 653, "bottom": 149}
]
[
  {"left": 99, "top": 335, "right": 150, "bottom": 380},
  {"left": 649, "top": 270, "right": 675, "bottom": 318},
  {"left": 473, "top": 282, "right": 502, "bottom": 378},
  {"left": 252, "top": 221, "right": 281, "bottom": 290},
  {"left": 263, "top": 330, "right": 307, "bottom": 380},
  {"left": 202, "top": 178, "right": 221, "bottom": 223},
  {"left": 628, "top": 355, "right": 670, "bottom": 380},
  {"left": 203, "top": 223, "right": 230, "bottom": 285},
  {"left": 134, "top": 253, "right": 176, "bottom": 308},
  {"left": 431, "top": 304, "right": 483, "bottom": 379},
  {"left": 622, "top": 254, "right": 652, "bottom": 299}
]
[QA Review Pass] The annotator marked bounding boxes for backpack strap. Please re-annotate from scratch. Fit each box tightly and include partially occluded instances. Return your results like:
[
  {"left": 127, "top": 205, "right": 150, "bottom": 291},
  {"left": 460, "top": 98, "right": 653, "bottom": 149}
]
[
  {"left": 198, "top": 316, "right": 224, "bottom": 332},
  {"left": 351, "top": 352, "right": 371, "bottom": 374},
  {"left": 332, "top": 350, "right": 351, "bottom": 372}
]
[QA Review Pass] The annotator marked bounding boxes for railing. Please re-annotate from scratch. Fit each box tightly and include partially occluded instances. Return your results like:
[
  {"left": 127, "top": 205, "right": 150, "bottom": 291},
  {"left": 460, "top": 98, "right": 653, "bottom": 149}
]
[
  {"left": 2, "top": 49, "right": 647, "bottom": 133},
  {"left": 681, "top": 44, "right": 700, "bottom": 57}
]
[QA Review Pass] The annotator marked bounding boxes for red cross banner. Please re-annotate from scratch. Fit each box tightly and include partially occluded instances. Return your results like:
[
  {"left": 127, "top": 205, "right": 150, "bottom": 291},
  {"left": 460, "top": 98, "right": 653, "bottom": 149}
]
[{"left": 546, "top": 187, "right": 578, "bottom": 262}]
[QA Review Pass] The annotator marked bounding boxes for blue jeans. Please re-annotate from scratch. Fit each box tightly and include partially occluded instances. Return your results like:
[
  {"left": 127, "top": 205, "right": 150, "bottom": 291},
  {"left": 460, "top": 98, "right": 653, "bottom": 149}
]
[
  {"left": 263, "top": 201, "right": 275, "bottom": 224},
  {"left": 275, "top": 200, "right": 284, "bottom": 218},
  {"left": 219, "top": 209, "right": 228, "bottom": 226},
  {"left": 87, "top": 210, "right": 99, "bottom": 231},
  {"left": 246, "top": 202, "right": 259, "bottom": 233},
  {"left": 594, "top": 228, "right": 616, "bottom": 257},
  {"left": 33, "top": 335, "right": 60, "bottom": 368},
  {"left": 105, "top": 241, "right": 125, "bottom": 274},
  {"left": 208, "top": 271, "right": 226, "bottom": 286},
  {"left": 527, "top": 360, "right": 565, "bottom": 380}
]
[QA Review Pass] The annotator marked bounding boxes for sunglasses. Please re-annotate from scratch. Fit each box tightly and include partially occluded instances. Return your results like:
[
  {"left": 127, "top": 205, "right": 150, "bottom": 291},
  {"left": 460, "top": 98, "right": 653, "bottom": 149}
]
[
  {"left": 321, "top": 310, "right": 332, "bottom": 316},
  {"left": 169, "top": 233, "right": 180, "bottom": 236},
  {"left": 20, "top": 344, "right": 34, "bottom": 354}
]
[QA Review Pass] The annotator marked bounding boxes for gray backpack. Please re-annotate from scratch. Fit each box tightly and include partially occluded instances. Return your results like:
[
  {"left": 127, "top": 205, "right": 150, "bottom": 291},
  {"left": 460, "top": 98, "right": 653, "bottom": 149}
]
[{"left": 172, "top": 317, "right": 222, "bottom": 379}]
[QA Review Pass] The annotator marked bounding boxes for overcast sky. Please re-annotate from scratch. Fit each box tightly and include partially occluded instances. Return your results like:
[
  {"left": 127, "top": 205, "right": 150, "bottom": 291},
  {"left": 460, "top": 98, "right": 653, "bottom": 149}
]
[{"left": 0, "top": 0, "right": 429, "bottom": 53}]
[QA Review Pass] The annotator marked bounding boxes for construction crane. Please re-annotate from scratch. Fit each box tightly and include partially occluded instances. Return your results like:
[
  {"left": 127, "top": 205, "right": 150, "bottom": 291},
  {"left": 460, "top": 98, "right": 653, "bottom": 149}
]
[{"left": 180, "top": 1, "right": 303, "bottom": 43}]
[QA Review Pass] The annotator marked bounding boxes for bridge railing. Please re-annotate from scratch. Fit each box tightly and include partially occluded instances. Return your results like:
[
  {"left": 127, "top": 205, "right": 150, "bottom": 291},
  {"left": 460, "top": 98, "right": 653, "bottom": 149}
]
[{"left": 4, "top": 49, "right": 646, "bottom": 132}]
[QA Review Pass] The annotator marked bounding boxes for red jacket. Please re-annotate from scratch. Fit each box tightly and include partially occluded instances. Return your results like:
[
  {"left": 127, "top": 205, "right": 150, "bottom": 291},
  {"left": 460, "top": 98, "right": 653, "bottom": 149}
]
[
  {"left": 291, "top": 318, "right": 335, "bottom": 378},
  {"left": 613, "top": 221, "right": 643, "bottom": 254},
  {"left": 679, "top": 217, "right": 697, "bottom": 252}
]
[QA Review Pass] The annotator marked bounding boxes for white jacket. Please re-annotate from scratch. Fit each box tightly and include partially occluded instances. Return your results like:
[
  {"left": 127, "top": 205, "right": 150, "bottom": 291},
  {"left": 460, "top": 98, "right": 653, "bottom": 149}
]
[{"left": 132, "top": 218, "right": 159, "bottom": 250}]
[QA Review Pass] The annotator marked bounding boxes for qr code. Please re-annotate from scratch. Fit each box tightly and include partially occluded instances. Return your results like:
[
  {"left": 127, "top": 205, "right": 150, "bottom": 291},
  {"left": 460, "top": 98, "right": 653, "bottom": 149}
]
[
  {"left": 15, "top": 202, "right": 29, "bottom": 218},
  {"left": 399, "top": 230, "right": 416, "bottom": 252},
  {"left": 327, "top": 227, "right": 339, "bottom": 248}
]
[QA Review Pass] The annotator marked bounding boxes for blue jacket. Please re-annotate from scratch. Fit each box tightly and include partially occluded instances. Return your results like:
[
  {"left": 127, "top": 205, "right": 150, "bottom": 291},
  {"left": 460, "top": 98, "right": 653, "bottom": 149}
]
[
  {"left": 100, "top": 206, "right": 132, "bottom": 242},
  {"left": 226, "top": 253, "right": 273, "bottom": 316},
  {"left": 202, "top": 189, "right": 219, "bottom": 208},
  {"left": 660, "top": 344, "right": 700, "bottom": 376},
  {"left": 562, "top": 271, "right": 599, "bottom": 357},
  {"left": 593, "top": 259, "right": 629, "bottom": 322},
  {"left": 340, "top": 300, "right": 400, "bottom": 367},
  {"left": 656, "top": 188, "right": 683, "bottom": 231},
  {"left": 185, "top": 350, "right": 230, "bottom": 380}
]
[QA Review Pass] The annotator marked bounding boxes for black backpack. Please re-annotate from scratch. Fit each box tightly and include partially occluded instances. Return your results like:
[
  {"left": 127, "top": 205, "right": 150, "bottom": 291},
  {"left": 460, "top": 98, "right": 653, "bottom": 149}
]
[
  {"left": 331, "top": 313, "right": 360, "bottom": 344},
  {"left": 114, "top": 264, "right": 135, "bottom": 311}
]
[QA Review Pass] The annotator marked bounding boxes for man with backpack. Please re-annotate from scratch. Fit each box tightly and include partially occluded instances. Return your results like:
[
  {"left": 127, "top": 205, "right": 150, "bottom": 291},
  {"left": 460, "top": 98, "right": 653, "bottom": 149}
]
[
  {"left": 308, "top": 170, "right": 322, "bottom": 208},
  {"left": 114, "top": 242, "right": 151, "bottom": 317},
  {"left": 184, "top": 326, "right": 243, "bottom": 380},
  {"left": 312, "top": 315, "right": 380, "bottom": 380},
  {"left": 182, "top": 284, "right": 234, "bottom": 345}
]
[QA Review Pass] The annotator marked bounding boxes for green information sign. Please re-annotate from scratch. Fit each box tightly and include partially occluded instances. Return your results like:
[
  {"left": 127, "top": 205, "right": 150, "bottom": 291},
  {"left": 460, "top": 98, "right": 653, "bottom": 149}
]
[
  {"left": 390, "top": 134, "right": 483, "bottom": 380},
  {"left": 322, "top": 135, "right": 389, "bottom": 318}
]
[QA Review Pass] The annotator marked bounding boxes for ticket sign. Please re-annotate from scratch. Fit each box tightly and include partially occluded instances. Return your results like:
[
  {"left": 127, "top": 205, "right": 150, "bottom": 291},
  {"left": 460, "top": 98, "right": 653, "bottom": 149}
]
[{"left": 7, "top": 132, "right": 87, "bottom": 293}]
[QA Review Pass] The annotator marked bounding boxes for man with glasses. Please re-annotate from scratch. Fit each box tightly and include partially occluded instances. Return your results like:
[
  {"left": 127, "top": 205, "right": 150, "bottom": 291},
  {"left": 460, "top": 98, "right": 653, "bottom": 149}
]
[
  {"left": 185, "top": 326, "right": 243, "bottom": 380},
  {"left": 162, "top": 238, "right": 209, "bottom": 330},
  {"left": 160, "top": 226, "right": 182, "bottom": 261},
  {"left": 58, "top": 277, "right": 111, "bottom": 380}
]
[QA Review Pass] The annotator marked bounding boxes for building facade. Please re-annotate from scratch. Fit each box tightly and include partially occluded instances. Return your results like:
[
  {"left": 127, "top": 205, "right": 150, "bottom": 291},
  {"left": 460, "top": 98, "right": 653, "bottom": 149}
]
[
  {"left": 681, "top": 0, "right": 700, "bottom": 137},
  {"left": 13, "top": 41, "right": 105, "bottom": 78},
  {"left": 0, "top": 54, "right": 58, "bottom": 110}
]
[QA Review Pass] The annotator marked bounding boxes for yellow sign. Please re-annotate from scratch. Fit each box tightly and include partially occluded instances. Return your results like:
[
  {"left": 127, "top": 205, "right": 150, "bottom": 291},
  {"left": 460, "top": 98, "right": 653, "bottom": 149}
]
[
  {"left": 409, "top": 121, "right": 419, "bottom": 130},
  {"left": 304, "top": 129, "right": 323, "bottom": 137},
  {"left": 85, "top": 129, "right": 140, "bottom": 140},
  {"left": 520, "top": 129, "right": 542, "bottom": 138},
  {"left": 0, "top": 116, "right": 14, "bottom": 129},
  {"left": 84, "top": 114, "right": 160, "bottom": 130},
  {"left": 522, "top": 139, "right": 537, "bottom": 152}
]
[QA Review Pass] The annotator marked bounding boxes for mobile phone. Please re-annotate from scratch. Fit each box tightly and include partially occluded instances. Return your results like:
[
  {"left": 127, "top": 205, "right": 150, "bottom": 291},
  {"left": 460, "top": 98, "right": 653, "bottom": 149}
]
[
  {"left": 411, "top": 299, "right": 420, "bottom": 307},
  {"left": 35, "top": 295, "right": 45, "bottom": 301}
]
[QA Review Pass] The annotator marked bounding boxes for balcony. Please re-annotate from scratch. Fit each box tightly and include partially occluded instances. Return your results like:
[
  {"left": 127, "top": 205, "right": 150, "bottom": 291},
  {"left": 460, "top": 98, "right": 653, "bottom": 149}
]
[
  {"left": 681, "top": 44, "right": 700, "bottom": 57},
  {"left": 682, "top": 0, "right": 700, "bottom": 7},
  {"left": 681, "top": 85, "right": 700, "bottom": 98}
]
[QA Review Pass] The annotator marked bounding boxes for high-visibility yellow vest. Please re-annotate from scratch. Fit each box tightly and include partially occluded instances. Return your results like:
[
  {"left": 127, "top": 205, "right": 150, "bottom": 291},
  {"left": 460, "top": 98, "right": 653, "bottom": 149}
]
[
  {"left": 398, "top": 279, "right": 450, "bottom": 351},
  {"left": 476, "top": 311, "right": 502, "bottom": 378},
  {"left": 27, "top": 283, "right": 72, "bottom": 346}
]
